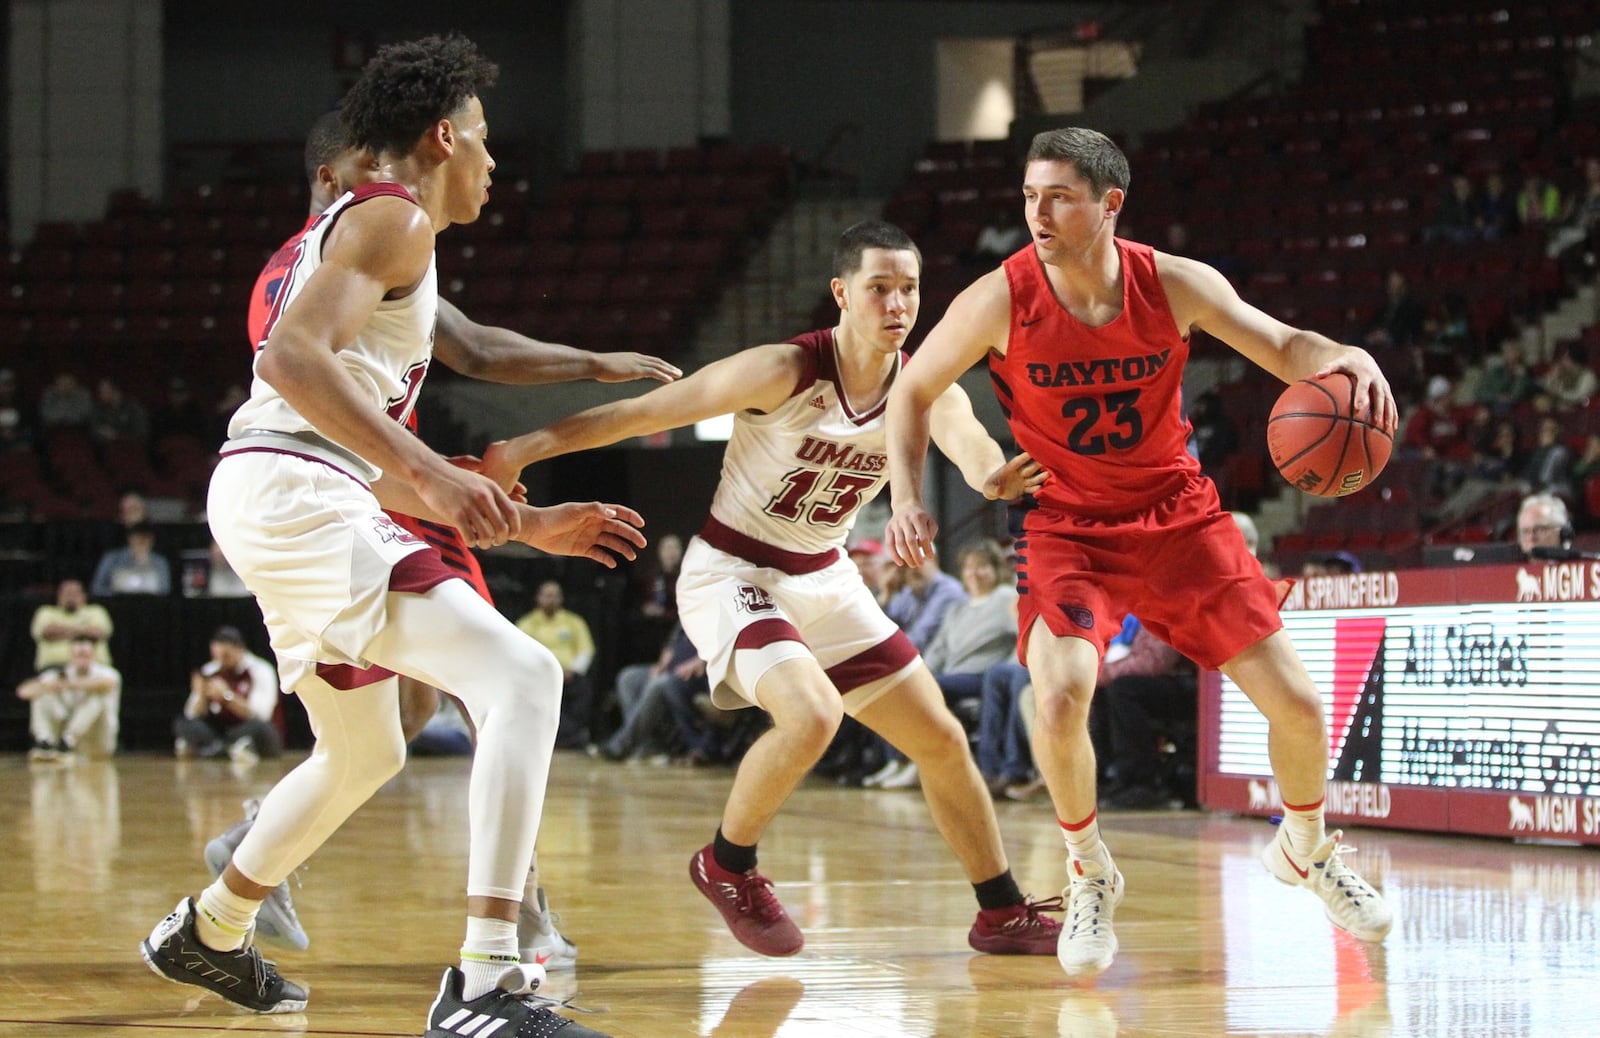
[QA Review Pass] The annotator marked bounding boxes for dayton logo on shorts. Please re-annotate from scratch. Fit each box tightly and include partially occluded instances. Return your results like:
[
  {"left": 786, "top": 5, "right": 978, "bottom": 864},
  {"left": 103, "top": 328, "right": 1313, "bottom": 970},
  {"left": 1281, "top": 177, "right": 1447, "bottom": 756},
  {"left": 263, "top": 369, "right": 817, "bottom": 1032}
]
[
  {"left": 371, "top": 515, "right": 424, "bottom": 545},
  {"left": 735, "top": 584, "right": 777, "bottom": 614},
  {"left": 1059, "top": 604, "right": 1095, "bottom": 630}
]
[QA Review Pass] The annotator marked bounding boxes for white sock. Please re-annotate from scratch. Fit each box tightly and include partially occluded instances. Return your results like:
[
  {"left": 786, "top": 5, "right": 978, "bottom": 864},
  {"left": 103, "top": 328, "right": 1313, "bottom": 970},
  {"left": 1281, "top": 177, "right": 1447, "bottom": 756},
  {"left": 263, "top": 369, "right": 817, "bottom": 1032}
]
[
  {"left": 1281, "top": 796, "right": 1327, "bottom": 856},
  {"left": 1060, "top": 810, "right": 1112, "bottom": 870},
  {"left": 459, "top": 916, "right": 519, "bottom": 1000},
  {"left": 195, "top": 881, "right": 259, "bottom": 952}
]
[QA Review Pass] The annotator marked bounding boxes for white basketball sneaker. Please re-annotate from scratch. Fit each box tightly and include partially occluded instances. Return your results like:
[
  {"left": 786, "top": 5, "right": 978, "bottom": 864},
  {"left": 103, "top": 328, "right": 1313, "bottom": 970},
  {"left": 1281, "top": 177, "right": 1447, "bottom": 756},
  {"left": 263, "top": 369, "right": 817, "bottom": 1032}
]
[
  {"left": 1262, "top": 825, "right": 1393, "bottom": 942},
  {"left": 519, "top": 887, "right": 578, "bottom": 970},
  {"left": 1057, "top": 856, "right": 1125, "bottom": 978}
]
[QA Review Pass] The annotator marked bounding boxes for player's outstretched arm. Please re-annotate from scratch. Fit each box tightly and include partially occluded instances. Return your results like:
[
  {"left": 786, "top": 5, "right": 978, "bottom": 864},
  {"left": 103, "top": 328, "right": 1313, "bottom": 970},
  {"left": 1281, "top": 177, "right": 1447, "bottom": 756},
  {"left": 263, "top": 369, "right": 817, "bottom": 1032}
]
[
  {"left": 885, "top": 270, "right": 1011, "bottom": 565},
  {"left": 1159, "top": 253, "right": 1397, "bottom": 432},
  {"left": 512, "top": 501, "right": 647, "bottom": 569},
  {"left": 478, "top": 343, "right": 806, "bottom": 492},
  {"left": 433, "top": 298, "right": 682, "bottom": 386}
]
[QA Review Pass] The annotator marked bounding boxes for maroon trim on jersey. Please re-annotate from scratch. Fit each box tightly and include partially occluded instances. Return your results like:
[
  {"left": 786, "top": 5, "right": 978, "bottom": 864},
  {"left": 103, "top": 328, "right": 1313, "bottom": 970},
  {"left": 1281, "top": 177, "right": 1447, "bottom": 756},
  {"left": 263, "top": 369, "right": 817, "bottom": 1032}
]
[
  {"left": 316, "top": 661, "right": 397, "bottom": 690},
  {"left": 699, "top": 515, "right": 841, "bottom": 575},
  {"left": 734, "top": 617, "right": 805, "bottom": 651},
  {"left": 824, "top": 629, "right": 918, "bottom": 693},
  {"left": 390, "top": 546, "right": 457, "bottom": 594},
  {"left": 782, "top": 328, "right": 826, "bottom": 400},
  {"left": 811, "top": 329, "right": 891, "bottom": 426},
  {"left": 217, "top": 446, "right": 371, "bottom": 489}
]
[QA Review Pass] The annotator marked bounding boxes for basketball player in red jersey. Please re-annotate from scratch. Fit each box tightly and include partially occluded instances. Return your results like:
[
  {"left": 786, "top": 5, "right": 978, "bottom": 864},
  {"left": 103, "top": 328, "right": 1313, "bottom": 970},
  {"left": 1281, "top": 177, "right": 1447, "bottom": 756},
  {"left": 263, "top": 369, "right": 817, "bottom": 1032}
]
[
  {"left": 885, "top": 128, "right": 1397, "bottom": 978},
  {"left": 141, "top": 36, "right": 642, "bottom": 1036},
  {"left": 209, "top": 110, "right": 679, "bottom": 968}
]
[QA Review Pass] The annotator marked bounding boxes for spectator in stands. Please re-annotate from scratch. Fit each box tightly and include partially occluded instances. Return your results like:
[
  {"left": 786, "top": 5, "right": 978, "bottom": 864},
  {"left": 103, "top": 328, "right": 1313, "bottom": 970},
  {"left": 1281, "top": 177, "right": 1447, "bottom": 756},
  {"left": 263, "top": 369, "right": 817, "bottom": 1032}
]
[
  {"left": 1367, "top": 269, "right": 1427, "bottom": 351},
  {"left": 874, "top": 541, "right": 1019, "bottom": 791},
  {"left": 1479, "top": 169, "right": 1518, "bottom": 242},
  {"left": 1540, "top": 343, "right": 1597, "bottom": 411},
  {"left": 1302, "top": 551, "right": 1360, "bottom": 577},
  {"left": 624, "top": 532, "right": 682, "bottom": 663},
  {"left": 1432, "top": 417, "right": 1525, "bottom": 525},
  {"left": 1474, "top": 341, "right": 1536, "bottom": 416},
  {"left": 1426, "top": 172, "right": 1482, "bottom": 245},
  {"left": 90, "top": 521, "right": 171, "bottom": 596},
  {"left": 1400, "top": 374, "right": 1461, "bottom": 459},
  {"left": 1574, "top": 433, "right": 1600, "bottom": 486},
  {"left": 0, "top": 368, "right": 34, "bottom": 451},
  {"left": 1516, "top": 170, "right": 1565, "bottom": 229},
  {"left": 38, "top": 371, "right": 93, "bottom": 433},
  {"left": 1097, "top": 616, "right": 1198, "bottom": 810},
  {"left": 974, "top": 654, "right": 1034, "bottom": 798},
  {"left": 408, "top": 696, "right": 474, "bottom": 757},
  {"left": 89, "top": 376, "right": 149, "bottom": 447},
  {"left": 149, "top": 375, "right": 211, "bottom": 447},
  {"left": 972, "top": 202, "right": 1029, "bottom": 265},
  {"left": 203, "top": 538, "right": 251, "bottom": 597},
  {"left": 30, "top": 578, "right": 113, "bottom": 672},
  {"left": 591, "top": 622, "right": 701, "bottom": 762},
  {"left": 1516, "top": 491, "right": 1573, "bottom": 558},
  {"left": 1188, "top": 389, "right": 1238, "bottom": 472},
  {"left": 1520, "top": 415, "right": 1575, "bottom": 501},
  {"left": 1547, "top": 157, "right": 1600, "bottom": 268},
  {"left": 175, "top": 625, "right": 282, "bottom": 764},
  {"left": 883, "top": 545, "right": 965, "bottom": 650},
  {"left": 847, "top": 538, "right": 895, "bottom": 609},
  {"left": 515, "top": 580, "right": 597, "bottom": 749},
  {"left": 17, "top": 634, "right": 122, "bottom": 761}
]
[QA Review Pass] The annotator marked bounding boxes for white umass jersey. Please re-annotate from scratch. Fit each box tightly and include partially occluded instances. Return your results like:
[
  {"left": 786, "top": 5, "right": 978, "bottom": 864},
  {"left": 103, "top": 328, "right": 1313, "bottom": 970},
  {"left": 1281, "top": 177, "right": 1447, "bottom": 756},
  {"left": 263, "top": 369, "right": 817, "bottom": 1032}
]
[
  {"left": 229, "top": 182, "right": 437, "bottom": 476},
  {"left": 709, "top": 328, "right": 898, "bottom": 555}
]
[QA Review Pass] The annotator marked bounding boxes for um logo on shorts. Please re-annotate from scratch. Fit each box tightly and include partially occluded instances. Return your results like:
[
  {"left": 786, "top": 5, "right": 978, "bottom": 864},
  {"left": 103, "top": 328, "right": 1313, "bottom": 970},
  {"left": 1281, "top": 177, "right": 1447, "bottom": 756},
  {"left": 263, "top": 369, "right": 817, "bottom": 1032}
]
[
  {"left": 371, "top": 515, "right": 424, "bottom": 545},
  {"left": 1059, "top": 604, "right": 1095, "bottom": 630},
  {"left": 736, "top": 584, "right": 777, "bottom": 614}
]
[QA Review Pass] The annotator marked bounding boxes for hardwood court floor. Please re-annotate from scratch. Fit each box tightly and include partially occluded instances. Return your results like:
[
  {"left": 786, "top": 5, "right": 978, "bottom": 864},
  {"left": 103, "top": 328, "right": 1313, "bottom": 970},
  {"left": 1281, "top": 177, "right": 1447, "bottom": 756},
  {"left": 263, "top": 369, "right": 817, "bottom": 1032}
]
[{"left": 1, "top": 752, "right": 1595, "bottom": 1037}]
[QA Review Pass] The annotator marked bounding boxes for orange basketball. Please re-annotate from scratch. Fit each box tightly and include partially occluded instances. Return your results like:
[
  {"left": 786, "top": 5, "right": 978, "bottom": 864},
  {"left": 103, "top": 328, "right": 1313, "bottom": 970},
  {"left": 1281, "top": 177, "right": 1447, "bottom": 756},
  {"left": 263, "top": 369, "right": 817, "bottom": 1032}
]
[{"left": 1266, "top": 371, "right": 1392, "bottom": 497}]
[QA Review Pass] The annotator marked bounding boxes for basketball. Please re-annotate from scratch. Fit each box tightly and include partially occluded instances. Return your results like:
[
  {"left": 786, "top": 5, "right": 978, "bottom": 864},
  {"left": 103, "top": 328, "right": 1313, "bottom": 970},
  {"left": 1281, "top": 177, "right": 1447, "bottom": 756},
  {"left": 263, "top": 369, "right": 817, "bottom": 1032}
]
[{"left": 1266, "top": 371, "right": 1392, "bottom": 497}]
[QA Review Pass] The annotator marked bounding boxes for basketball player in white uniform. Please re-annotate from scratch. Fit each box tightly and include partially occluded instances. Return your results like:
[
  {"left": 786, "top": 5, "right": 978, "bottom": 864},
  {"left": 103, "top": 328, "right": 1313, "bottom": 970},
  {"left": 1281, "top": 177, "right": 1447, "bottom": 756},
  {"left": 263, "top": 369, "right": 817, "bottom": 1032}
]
[
  {"left": 481, "top": 221, "right": 1062, "bottom": 959},
  {"left": 140, "top": 36, "right": 637, "bottom": 1038}
]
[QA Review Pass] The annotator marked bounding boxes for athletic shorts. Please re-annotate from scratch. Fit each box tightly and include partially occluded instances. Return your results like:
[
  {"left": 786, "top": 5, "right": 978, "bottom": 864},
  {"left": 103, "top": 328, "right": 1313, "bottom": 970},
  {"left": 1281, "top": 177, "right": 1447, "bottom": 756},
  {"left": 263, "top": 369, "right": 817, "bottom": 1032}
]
[
  {"left": 1015, "top": 473, "right": 1282, "bottom": 670},
  {"left": 209, "top": 444, "right": 456, "bottom": 691},
  {"left": 387, "top": 511, "right": 493, "bottom": 603},
  {"left": 676, "top": 522, "right": 919, "bottom": 715}
]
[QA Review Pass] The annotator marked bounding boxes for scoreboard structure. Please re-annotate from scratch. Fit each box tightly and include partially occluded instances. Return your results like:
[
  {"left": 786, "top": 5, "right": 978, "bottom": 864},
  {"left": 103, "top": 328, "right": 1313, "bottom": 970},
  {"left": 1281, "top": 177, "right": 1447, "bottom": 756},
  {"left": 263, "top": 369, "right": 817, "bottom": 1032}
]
[{"left": 1200, "top": 561, "right": 1600, "bottom": 845}]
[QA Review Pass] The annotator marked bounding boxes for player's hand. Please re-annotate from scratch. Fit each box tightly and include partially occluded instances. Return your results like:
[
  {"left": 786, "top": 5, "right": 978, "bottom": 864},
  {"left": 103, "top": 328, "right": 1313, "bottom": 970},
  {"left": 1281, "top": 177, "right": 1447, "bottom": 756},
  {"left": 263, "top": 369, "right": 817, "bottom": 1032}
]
[
  {"left": 885, "top": 505, "right": 939, "bottom": 567},
  {"left": 448, "top": 453, "right": 527, "bottom": 503},
  {"left": 1316, "top": 347, "right": 1398, "bottom": 434},
  {"left": 418, "top": 463, "right": 520, "bottom": 549},
  {"left": 982, "top": 451, "right": 1048, "bottom": 501},
  {"left": 514, "top": 501, "right": 647, "bottom": 568},
  {"left": 477, "top": 440, "right": 526, "bottom": 496},
  {"left": 594, "top": 352, "right": 683, "bottom": 384}
]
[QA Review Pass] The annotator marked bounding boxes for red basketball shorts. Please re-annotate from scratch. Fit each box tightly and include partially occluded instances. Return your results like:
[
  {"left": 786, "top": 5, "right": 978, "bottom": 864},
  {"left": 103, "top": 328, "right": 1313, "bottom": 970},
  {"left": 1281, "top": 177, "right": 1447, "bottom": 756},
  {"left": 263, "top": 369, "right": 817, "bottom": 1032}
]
[
  {"left": 385, "top": 511, "right": 494, "bottom": 605},
  {"left": 1014, "top": 475, "right": 1282, "bottom": 670}
]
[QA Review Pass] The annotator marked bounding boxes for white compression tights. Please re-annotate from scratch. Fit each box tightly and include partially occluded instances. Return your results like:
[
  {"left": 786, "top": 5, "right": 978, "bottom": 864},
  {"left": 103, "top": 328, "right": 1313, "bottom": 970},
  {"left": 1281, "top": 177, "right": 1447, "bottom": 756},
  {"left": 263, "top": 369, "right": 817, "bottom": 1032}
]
[{"left": 232, "top": 579, "right": 563, "bottom": 901}]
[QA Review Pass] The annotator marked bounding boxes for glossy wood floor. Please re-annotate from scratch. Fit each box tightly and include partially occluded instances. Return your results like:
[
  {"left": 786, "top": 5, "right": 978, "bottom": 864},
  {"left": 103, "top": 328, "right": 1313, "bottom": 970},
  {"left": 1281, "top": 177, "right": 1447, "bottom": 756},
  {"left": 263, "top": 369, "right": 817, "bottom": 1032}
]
[{"left": 2, "top": 752, "right": 1596, "bottom": 1038}]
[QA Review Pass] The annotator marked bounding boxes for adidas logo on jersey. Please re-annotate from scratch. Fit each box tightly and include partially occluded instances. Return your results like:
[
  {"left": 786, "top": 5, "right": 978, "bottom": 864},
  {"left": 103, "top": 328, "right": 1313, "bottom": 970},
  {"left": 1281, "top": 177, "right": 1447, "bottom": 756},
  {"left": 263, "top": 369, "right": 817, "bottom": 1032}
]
[{"left": 808, "top": 395, "right": 826, "bottom": 409}]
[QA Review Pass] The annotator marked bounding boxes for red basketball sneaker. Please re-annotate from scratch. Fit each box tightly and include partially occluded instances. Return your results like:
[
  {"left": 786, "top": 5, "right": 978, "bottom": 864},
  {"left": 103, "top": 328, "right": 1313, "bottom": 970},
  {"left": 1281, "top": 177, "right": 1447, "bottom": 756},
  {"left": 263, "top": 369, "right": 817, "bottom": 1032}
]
[
  {"left": 689, "top": 845, "right": 804, "bottom": 956},
  {"left": 968, "top": 895, "right": 1065, "bottom": 954}
]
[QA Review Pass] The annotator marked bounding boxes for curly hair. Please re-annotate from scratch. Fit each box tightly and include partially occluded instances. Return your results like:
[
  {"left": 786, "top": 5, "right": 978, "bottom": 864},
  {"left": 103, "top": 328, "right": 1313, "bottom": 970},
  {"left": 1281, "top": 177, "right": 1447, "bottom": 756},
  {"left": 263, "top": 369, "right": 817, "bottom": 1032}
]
[{"left": 340, "top": 33, "right": 499, "bottom": 157}]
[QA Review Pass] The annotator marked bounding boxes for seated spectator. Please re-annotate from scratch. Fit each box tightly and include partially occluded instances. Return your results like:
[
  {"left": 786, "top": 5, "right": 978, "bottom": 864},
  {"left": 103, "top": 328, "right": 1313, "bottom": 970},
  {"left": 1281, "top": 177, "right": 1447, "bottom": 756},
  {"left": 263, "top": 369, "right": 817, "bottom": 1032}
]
[
  {"left": 623, "top": 532, "right": 682, "bottom": 663},
  {"left": 1301, "top": 551, "right": 1361, "bottom": 577},
  {"left": 174, "top": 625, "right": 283, "bottom": 763},
  {"left": 1573, "top": 433, "right": 1600, "bottom": 485},
  {"left": 1188, "top": 389, "right": 1238, "bottom": 472},
  {"left": 975, "top": 658, "right": 1034, "bottom": 797},
  {"left": 1425, "top": 172, "right": 1483, "bottom": 245},
  {"left": 89, "top": 377, "right": 149, "bottom": 447},
  {"left": 1517, "top": 491, "right": 1573, "bottom": 559},
  {"left": 1474, "top": 342, "right": 1536, "bottom": 416},
  {"left": 38, "top": 372, "right": 93, "bottom": 434},
  {"left": 1432, "top": 418, "right": 1525, "bottom": 525},
  {"left": 408, "top": 696, "right": 474, "bottom": 757},
  {"left": 1479, "top": 169, "right": 1519, "bottom": 241},
  {"left": 91, "top": 522, "right": 171, "bottom": 596},
  {"left": 30, "top": 578, "right": 113, "bottom": 672},
  {"left": 871, "top": 540, "right": 1018, "bottom": 791},
  {"left": 1540, "top": 343, "right": 1597, "bottom": 411},
  {"left": 1521, "top": 416, "right": 1575, "bottom": 501},
  {"left": 592, "top": 622, "right": 702, "bottom": 762},
  {"left": 1517, "top": 170, "right": 1565, "bottom": 228},
  {"left": 516, "top": 579, "right": 597, "bottom": 748},
  {"left": 1097, "top": 617, "right": 1198, "bottom": 810},
  {"left": 203, "top": 538, "right": 251, "bottom": 597},
  {"left": 17, "top": 635, "right": 122, "bottom": 760},
  {"left": 1400, "top": 375, "right": 1461, "bottom": 459},
  {"left": 1364, "top": 269, "right": 1427, "bottom": 354},
  {"left": 1547, "top": 156, "right": 1600, "bottom": 268},
  {"left": 883, "top": 545, "right": 966, "bottom": 651},
  {"left": 972, "top": 202, "right": 1029, "bottom": 265}
]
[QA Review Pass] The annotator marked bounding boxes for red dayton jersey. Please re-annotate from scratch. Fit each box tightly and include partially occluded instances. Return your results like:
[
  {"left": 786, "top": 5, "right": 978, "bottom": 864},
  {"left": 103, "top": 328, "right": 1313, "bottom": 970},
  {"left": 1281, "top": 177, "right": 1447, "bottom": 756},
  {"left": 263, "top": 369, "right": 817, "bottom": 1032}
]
[
  {"left": 241, "top": 195, "right": 493, "bottom": 603},
  {"left": 989, "top": 238, "right": 1200, "bottom": 518}
]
